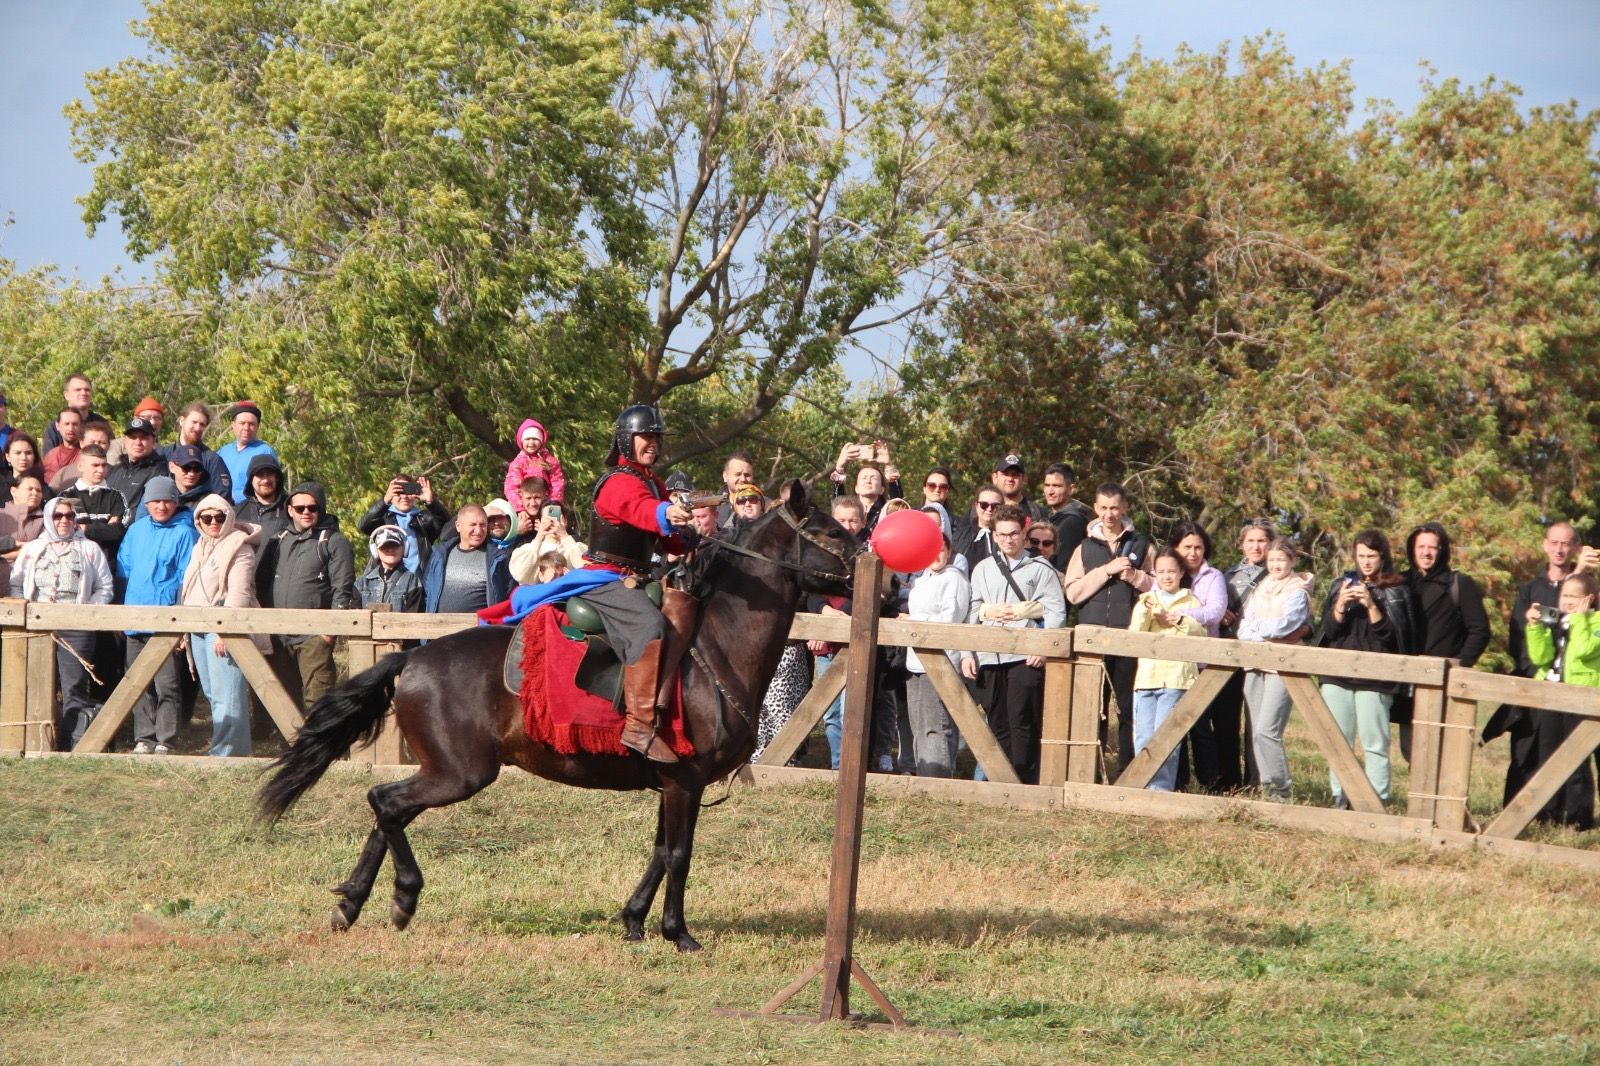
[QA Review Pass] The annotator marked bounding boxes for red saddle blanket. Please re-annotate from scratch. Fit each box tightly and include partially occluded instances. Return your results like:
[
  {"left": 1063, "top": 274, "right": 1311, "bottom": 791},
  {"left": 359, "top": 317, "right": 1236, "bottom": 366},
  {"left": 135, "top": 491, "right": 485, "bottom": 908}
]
[{"left": 519, "top": 604, "right": 695, "bottom": 759}]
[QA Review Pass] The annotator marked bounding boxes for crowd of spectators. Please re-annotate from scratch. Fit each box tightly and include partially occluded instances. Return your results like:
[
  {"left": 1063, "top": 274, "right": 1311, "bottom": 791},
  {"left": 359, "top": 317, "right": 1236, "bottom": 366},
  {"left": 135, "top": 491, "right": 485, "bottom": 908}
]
[{"left": 4, "top": 377, "right": 1600, "bottom": 825}]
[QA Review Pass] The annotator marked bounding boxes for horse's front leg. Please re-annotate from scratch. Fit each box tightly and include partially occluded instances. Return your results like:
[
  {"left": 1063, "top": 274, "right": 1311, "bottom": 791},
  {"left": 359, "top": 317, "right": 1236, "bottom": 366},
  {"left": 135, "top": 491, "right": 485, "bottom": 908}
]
[
  {"left": 658, "top": 779, "right": 704, "bottom": 952},
  {"left": 620, "top": 797, "right": 667, "bottom": 941}
]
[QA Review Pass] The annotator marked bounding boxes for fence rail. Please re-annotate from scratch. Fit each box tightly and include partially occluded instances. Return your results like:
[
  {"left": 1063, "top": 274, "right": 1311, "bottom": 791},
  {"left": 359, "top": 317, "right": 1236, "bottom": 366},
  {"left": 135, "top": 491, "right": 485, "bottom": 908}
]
[{"left": 4, "top": 598, "right": 1598, "bottom": 865}]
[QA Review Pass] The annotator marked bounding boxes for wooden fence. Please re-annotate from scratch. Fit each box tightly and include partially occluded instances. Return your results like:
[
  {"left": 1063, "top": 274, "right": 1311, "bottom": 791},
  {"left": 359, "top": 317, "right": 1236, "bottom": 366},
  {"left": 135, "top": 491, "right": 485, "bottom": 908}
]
[{"left": 4, "top": 600, "right": 1598, "bottom": 867}]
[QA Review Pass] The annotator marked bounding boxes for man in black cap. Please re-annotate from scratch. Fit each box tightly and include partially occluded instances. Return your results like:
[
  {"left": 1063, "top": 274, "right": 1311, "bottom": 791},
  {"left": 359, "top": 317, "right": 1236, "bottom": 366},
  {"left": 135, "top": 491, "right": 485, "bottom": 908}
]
[
  {"left": 162, "top": 401, "right": 231, "bottom": 501},
  {"left": 218, "top": 401, "right": 278, "bottom": 505},
  {"left": 255, "top": 481, "right": 357, "bottom": 710},
  {"left": 235, "top": 453, "right": 290, "bottom": 540},
  {"left": 107, "top": 416, "right": 168, "bottom": 516},
  {"left": 168, "top": 443, "right": 216, "bottom": 511},
  {"left": 990, "top": 453, "right": 1049, "bottom": 526}
]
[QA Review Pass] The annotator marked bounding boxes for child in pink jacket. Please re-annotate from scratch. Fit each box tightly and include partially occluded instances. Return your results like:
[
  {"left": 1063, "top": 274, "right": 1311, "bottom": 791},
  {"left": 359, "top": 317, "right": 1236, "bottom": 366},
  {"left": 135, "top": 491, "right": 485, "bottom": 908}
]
[{"left": 503, "top": 419, "right": 566, "bottom": 503}]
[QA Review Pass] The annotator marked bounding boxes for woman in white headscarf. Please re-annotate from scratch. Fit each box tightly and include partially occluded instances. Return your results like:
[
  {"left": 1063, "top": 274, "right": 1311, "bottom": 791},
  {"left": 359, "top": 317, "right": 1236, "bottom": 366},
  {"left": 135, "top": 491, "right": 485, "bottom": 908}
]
[
  {"left": 180, "top": 493, "right": 268, "bottom": 757},
  {"left": 10, "top": 497, "right": 113, "bottom": 748}
]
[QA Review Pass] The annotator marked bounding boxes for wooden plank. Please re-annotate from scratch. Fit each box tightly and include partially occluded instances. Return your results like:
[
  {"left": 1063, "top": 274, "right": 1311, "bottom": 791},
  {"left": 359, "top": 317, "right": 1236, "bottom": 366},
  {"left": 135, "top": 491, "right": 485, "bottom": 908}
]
[
  {"left": 1113, "top": 667, "right": 1234, "bottom": 790},
  {"left": 1279, "top": 673, "right": 1386, "bottom": 814},
  {"left": 1449, "top": 670, "right": 1600, "bottom": 720},
  {"left": 225, "top": 636, "right": 305, "bottom": 744},
  {"left": 1482, "top": 717, "right": 1600, "bottom": 839},
  {"left": 817, "top": 552, "right": 884, "bottom": 1022},
  {"left": 916, "top": 650, "right": 1022, "bottom": 785},
  {"left": 1068, "top": 654, "right": 1104, "bottom": 783},
  {"left": 787, "top": 613, "right": 1072, "bottom": 658},
  {"left": 1038, "top": 659, "right": 1071, "bottom": 787},
  {"left": 1, "top": 625, "right": 27, "bottom": 750},
  {"left": 755, "top": 651, "right": 849, "bottom": 767},
  {"left": 25, "top": 633, "right": 56, "bottom": 752},
  {"left": 371, "top": 641, "right": 407, "bottom": 765},
  {"left": 1432, "top": 694, "right": 1478, "bottom": 833},
  {"left": 371, "top": 613, "right": 479, "bottom": 640},
  {"left": 1060, "top": 783, "right": 1437, "bottom": 847},
  {"left": 26, "top": 603, "right": 372, "bottom": 637},
  {"left": 1406, "top": 685, "right": 1446, "bottom": 821},
  {"left": 740, "top": 764, "right": 1063, "bottom": 811},
  {"left": 346, "top": 641, "right": 378, "bottom": 765},
  {"left": 0, "top": 597, "right": 25, "bottom": 626},
  {"left": 1442, "top": 828, "right": 1600, "bottom": 873},
  {"left": 1071, "top": 624, "right": 1446, "bottom": 686},
  {"left": 75, "top": 634, "right": 183, "bottom": 754}
]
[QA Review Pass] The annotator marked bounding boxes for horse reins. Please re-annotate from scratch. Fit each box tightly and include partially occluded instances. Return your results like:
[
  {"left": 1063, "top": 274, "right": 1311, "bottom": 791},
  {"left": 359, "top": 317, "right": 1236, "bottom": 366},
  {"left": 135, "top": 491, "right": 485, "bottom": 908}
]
[{"left": 695, "top": 507, "right": 857, "bottom": 587}]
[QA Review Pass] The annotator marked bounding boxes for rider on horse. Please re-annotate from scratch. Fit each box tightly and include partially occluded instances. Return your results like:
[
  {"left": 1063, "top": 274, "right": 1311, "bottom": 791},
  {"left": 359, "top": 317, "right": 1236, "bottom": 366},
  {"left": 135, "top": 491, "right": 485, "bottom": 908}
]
[{"left": 582, "top": 404, "right": 698, "bottom": 763}]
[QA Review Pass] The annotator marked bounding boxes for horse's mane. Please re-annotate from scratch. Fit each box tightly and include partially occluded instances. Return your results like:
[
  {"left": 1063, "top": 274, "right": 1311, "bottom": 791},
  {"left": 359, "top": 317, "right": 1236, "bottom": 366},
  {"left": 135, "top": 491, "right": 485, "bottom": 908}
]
[{"left": 680, "top": 509, "right": 784, "bottom": 598}]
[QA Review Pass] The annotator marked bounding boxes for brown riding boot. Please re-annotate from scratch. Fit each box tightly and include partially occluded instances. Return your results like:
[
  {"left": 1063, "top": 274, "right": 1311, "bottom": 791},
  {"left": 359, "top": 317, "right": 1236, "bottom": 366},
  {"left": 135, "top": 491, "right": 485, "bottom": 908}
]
[
  {"left": 654, "top": 587, "right": 700, "bottom": 711},
  {"left": 621, "top": 638, "right": 679, "bottom": 763}
]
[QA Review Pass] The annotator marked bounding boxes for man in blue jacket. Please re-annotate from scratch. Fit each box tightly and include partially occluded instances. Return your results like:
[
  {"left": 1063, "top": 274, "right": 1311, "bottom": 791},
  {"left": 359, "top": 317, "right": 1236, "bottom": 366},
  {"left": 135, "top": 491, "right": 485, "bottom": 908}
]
[{"left": 115, "top": 476, "right": 198, "bottom": 754}]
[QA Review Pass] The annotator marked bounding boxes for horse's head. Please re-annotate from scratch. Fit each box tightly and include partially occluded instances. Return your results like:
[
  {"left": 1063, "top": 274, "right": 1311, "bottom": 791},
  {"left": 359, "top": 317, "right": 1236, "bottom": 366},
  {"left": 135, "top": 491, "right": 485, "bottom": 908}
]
[{"left": 766, "top": 478, "right": 857, "bottom": 595}]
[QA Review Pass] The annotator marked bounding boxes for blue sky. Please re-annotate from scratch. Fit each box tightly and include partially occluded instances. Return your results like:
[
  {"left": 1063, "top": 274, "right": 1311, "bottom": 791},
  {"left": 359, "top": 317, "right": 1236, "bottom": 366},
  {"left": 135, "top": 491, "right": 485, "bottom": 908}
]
[{"left": 2, "top": 0, "right": 1598, "bottom": 287}]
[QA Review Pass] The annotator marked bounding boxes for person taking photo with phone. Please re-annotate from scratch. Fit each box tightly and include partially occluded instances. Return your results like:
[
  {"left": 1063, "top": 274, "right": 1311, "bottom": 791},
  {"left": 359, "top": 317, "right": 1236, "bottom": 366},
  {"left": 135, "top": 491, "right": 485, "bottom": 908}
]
[
  {"left": 508, "top": 501, "right": 587, "bottom": 586},
  {"left": 356, "top": 472, "right": 450, "bottom": 574},
  {"left": 1315, "top": 530, "right": 1415, "bottom": 809}
]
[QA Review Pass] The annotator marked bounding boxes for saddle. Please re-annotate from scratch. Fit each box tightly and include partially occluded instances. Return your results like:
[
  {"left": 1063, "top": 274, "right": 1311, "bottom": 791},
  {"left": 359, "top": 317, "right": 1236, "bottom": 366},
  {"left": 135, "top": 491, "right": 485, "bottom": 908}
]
[{"left": 503, "top": 597, "right": 621, "bottom": 703}]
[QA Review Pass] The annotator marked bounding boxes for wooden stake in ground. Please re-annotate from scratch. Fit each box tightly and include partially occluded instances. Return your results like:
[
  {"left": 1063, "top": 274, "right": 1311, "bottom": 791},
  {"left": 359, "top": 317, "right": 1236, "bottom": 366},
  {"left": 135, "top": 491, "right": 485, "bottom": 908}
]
[{"left": 731, "top": 551, "right": 943, "bottom": 1032}]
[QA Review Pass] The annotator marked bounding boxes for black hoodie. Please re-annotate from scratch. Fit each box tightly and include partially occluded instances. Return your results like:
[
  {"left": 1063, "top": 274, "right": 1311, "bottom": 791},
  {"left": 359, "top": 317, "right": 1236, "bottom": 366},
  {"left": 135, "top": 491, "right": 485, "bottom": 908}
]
[
  {"left": 1403, "top": 522, "right": 1490, "bottom": 666},
  {"left": 235, "top": 453, "right": 289, "bottom": 541}
]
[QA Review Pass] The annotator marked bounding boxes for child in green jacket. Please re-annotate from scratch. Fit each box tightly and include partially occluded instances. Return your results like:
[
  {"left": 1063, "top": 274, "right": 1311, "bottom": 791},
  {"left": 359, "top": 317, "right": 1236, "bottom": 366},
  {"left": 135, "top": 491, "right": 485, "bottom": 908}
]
[{"left": 1525, "top": 571, "right": 1600, "bottom": 687}]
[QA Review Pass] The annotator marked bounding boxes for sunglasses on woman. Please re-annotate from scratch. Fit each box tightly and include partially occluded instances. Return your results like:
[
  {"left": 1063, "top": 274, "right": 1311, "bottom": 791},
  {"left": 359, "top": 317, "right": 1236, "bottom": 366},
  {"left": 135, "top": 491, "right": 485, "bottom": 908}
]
[
  {"left": 51, "top": 511, "right": 77, "bottom": 522},
  {"left": 197, "top": 512, "right": 226, "bottom": 526}
]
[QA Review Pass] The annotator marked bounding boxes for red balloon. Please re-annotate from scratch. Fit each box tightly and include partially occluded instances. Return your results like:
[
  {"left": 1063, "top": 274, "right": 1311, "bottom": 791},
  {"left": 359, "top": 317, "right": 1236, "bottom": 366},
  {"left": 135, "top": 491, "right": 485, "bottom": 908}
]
[{"left": 871, "top": 508, "right": 943, "bottom": 572}]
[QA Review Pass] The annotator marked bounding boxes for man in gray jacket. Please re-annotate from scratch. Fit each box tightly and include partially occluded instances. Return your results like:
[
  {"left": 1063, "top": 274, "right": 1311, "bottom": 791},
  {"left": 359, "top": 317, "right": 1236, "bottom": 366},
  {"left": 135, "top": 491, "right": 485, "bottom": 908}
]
[
  {"left": 254, "top": 481, "right": 356, "bottom": 710},
  {"left": 959, "top": 504, "right": 1067, "bottom": 783}
]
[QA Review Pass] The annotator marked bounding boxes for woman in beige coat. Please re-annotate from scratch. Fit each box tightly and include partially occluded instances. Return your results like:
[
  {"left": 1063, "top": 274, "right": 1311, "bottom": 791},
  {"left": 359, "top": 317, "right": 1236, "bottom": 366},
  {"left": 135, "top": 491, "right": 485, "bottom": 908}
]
[{"left": 180, "top": 494, "right": 268, "bottom": 756}]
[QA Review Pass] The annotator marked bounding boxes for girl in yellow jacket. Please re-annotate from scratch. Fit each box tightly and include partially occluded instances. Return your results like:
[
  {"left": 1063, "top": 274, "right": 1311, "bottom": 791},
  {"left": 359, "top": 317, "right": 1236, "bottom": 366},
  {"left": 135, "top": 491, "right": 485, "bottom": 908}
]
[{"left": 1128, "top": 548, "right": 1207, "bottom": 790}]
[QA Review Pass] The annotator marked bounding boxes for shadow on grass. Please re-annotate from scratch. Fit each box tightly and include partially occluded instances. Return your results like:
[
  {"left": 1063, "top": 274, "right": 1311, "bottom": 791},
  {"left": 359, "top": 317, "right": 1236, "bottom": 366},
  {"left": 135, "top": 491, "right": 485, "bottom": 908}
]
[{"left": 482, "top": 901, "right": 1284, "bottom": 950}]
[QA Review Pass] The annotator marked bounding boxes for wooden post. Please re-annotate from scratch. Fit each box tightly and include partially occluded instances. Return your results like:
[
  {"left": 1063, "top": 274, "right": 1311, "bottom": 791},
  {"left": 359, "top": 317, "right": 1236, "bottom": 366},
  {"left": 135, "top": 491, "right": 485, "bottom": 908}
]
[
  {"left": 1432, "top": 692, "right": 1478, "bottom": 833},
  {"left": 347, "top": 606, "right": 386, "bottom": 765},
  {"left": 370, "top": 640, "right": 407, "bottom": 764},
  {"left": 1, "top": 599, "right": 27, "bottom": 751},
  {"left": 817, "top": 550, "right": 891, "bottom": 1022},
  {"left": 1039, "top": 658, "right": 1071, "bottom": 787},
  {"left": 25, "top": 632, "right": 56, "bottom": 752},
  {"left": 1407, "top": 684, "right": 1446, "bottom": 821},
  {"left": 1068, "top": 652, "right": 1104, "bottom": 783},
  {"left": 752, "top": 551, "right": 911, "bottom": 1028}
]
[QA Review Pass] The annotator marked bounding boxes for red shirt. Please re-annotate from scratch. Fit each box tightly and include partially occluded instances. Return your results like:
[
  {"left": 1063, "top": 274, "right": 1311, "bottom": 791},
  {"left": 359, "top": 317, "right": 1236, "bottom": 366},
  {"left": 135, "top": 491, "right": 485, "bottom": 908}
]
[{"left": 587, "top": 460, "right": 690, "bottom": 576}]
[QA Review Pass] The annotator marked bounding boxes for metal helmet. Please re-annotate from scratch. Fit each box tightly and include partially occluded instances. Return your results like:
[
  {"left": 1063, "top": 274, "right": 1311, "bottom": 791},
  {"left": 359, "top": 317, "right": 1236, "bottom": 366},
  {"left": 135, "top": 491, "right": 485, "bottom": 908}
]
[{"left": 605, "top": 404, "right": 668, "bottom": 466}]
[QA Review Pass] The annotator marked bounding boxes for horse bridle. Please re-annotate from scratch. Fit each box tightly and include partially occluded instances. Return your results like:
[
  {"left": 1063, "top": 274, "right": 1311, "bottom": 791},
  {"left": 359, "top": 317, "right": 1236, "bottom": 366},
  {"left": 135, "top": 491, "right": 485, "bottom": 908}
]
[{"left": 695, "top": 506, "right": 857, "bottom": 587}]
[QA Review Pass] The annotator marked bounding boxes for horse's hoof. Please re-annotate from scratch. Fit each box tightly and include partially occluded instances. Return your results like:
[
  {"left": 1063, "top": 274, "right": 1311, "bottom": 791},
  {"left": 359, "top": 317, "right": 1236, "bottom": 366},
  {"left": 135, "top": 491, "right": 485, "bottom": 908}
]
[
  {"left": 391, "top": 903, "right": 415, "bottom": 931},
  {"left": 330, "top": 907, "right": 352, "bottom": 933},
  {"left": 673, "top": 933, "right": 702, "bottom": 953},
  {"left": 622, "top": 926, "right": 645, "bottom": 942}
]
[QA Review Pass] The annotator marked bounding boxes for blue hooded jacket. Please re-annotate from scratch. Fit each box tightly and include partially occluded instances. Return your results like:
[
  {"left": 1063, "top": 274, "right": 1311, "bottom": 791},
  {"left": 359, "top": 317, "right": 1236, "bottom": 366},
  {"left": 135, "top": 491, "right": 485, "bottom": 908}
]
[{"left": 116, "top": 509, "right": 199, "bottom": 635}]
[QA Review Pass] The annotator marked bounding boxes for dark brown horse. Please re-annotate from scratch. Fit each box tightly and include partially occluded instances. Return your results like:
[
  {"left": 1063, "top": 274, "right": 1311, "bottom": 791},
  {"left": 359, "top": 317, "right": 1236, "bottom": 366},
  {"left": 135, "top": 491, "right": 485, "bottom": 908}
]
[{"left": 258, "top": 481, "right": 853, "bottom": 950}]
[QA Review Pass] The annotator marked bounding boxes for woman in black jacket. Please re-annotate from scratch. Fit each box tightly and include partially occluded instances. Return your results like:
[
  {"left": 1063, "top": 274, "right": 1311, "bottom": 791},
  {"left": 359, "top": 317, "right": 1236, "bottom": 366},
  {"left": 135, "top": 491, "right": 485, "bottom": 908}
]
[{"left": 1317, "top": 529, "right": 1416, "bottom": 808}]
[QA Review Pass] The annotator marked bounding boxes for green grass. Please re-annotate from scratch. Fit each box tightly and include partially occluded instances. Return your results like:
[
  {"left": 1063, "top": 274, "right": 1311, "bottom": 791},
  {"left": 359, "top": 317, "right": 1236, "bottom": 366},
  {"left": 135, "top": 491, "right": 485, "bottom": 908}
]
[{"left": 3, "top": 752, "right": 1599, "bottom": 1065}]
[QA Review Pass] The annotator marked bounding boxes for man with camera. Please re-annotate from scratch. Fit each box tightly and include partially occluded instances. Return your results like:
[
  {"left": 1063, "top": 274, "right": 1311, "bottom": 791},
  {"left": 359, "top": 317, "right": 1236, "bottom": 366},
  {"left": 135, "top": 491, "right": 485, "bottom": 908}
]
[
  {"left": 356, "top": 474, "right": 450, "bottom": 574},
  {"left": 1062, "top": 481, "right": 1156, "bottom": 774},
  {"left": 1488, "top": 523, "right": 1598, "bottom": 826}
]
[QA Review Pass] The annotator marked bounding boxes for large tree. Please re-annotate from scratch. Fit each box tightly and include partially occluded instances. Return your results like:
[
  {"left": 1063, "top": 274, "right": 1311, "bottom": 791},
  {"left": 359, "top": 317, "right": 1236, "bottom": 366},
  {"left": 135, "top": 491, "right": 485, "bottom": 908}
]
[
  {"left": 900, "top": 36, "right": 1600, "bottom": 601},
  {"left": 67, "top": 0, "right": 1111, "bottom": 506}
]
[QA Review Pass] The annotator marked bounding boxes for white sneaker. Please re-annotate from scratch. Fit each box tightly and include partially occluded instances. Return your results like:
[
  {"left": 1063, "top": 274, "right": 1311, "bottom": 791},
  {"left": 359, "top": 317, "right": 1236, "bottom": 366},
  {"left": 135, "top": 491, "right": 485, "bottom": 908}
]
[
  {"left": 132, "top": 741, "right": 155, "bottom": 754},
  {"left": 153, "top": 744, "right": 173, "bottom": 755}
]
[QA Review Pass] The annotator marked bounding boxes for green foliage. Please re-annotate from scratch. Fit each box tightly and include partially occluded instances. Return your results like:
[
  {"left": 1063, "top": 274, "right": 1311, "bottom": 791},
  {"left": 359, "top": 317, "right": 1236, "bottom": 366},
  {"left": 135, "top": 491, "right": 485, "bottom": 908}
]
[{"left": 898, "top": 35, "right": 1600, "bottom": 617}]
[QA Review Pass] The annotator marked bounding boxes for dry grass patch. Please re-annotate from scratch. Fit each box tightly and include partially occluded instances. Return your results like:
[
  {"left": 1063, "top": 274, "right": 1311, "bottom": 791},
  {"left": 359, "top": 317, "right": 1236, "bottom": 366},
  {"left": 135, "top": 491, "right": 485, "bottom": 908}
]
[{"left": 1, "top": 757, "right": 1598, "bottom": 1064}]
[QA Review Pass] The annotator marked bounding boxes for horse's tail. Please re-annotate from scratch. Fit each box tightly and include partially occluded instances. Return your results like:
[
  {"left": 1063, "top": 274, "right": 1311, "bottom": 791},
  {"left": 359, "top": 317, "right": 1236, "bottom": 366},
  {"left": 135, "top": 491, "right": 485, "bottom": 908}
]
[{"left": 256, "top": 650, "right": 411, "bottom": 826}]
